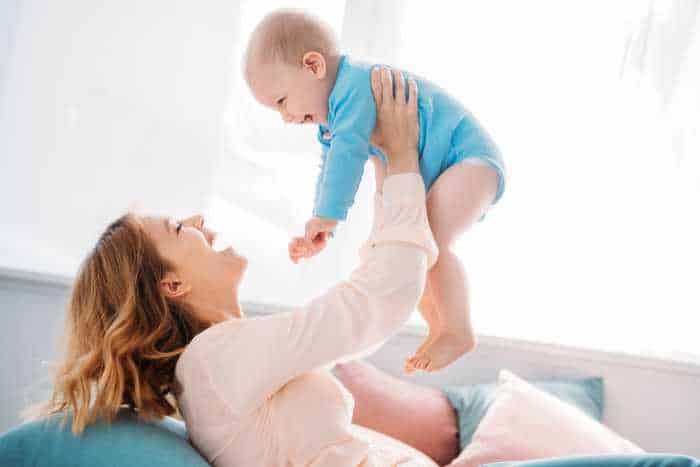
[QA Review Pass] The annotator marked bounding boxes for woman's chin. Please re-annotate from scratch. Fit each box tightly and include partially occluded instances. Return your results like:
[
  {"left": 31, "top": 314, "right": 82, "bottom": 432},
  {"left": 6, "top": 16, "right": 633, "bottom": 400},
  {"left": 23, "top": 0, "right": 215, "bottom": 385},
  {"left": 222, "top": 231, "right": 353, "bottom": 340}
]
[
  {"left": 220, "top": 248, "right": 248, "bottom": 283},
  {"left": 237, "top": 256, "right": 249, "bottom": 278}
]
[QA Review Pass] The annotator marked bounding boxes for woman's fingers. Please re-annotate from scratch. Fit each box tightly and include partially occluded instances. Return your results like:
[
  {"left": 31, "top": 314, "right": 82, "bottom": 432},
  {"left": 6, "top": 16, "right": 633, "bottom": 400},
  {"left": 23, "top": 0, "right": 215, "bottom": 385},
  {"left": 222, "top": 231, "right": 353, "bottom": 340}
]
[
  {"left": 371, "top": 68, "right": 382, "bottom": 107},
  {"left": 407, "top": 78, "right": 418, "bottom": 112},
  {"left": 380, "top": 67, "right": 393, "bottom": 106},
  {"left": 369, "top": 65, "right": 420, "bottom": 174},
  {"left": 393, "top": 68, "right": 405, "bottom": 106},
  {"left": 373, "top": 66, "right": 410, "bottom": 108}
]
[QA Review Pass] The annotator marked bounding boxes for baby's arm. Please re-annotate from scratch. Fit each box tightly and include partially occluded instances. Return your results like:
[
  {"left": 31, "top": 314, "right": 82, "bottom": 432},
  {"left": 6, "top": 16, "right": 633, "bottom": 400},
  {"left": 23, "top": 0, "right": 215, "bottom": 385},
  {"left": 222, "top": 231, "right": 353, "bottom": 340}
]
[
  {"left": 289, "top": 130, "right": 337, "bottom": 262},
  {"left": 299, "top": 75, "right": 379, "bottom": 253},
  {"left": 312, "top": 95, "right": 376, "bottom": 222}
]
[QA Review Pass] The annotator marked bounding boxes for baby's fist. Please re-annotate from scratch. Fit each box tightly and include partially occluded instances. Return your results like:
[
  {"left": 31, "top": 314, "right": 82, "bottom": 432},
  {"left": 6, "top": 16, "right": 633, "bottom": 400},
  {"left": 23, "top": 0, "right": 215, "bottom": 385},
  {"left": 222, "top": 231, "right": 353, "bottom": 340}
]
[
  {"left": 304, "top": 217, "right": 337, "bottom": 250},
  {"left": 288, "top": 237, "right": 310, "bottom": 263}
]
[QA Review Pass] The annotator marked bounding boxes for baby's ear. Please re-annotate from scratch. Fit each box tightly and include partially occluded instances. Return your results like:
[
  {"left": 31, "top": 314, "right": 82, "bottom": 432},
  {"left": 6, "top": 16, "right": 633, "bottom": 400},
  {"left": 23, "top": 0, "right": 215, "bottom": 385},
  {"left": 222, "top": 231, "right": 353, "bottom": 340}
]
[{"left": 302, "top": 51, "right": 326, "bottom": 79}]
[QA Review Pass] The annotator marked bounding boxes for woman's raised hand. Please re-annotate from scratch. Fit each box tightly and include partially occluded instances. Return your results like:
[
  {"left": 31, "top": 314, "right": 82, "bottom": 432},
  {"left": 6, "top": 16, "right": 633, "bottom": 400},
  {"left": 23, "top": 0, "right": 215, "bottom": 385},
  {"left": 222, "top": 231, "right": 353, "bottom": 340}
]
[{"left": 369, "top": 67, "right": 420, "bottom": 175}]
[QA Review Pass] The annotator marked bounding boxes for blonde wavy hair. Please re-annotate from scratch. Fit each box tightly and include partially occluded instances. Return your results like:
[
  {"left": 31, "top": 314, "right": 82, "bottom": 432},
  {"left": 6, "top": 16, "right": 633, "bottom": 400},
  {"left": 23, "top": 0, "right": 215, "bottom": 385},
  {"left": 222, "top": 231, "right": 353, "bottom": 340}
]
[{"left": 22, "top": 213, "right": 211, "bottom": 435}]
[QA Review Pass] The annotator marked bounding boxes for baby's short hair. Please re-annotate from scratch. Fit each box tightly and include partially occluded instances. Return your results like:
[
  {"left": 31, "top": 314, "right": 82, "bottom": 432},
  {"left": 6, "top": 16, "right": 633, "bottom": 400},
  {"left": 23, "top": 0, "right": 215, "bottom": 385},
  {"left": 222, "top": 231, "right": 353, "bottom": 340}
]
[{"left": 244, "top": 8, "right": 340, "bottom": 75}]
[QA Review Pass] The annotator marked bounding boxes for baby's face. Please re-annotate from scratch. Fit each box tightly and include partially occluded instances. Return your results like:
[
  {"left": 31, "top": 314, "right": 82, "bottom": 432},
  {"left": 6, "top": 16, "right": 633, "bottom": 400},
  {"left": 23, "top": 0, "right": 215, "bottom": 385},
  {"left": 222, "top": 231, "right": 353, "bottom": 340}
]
[{"left": 248, "top": 59, "right": 331, "bottom": 126}]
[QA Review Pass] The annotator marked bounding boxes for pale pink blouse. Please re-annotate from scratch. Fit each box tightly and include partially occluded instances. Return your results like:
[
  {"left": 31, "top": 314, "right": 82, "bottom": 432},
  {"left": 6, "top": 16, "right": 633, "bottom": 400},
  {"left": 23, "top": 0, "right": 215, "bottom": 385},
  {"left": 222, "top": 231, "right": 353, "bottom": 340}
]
[{"left": 175, "top": 173, "right": 439, "bottom": 467}]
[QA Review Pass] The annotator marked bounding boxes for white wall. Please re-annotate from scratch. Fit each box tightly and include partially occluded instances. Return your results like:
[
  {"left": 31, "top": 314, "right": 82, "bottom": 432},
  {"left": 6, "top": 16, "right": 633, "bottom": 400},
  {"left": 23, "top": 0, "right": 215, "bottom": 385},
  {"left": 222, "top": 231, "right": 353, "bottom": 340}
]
[{"left": 0, "top": 0, "right": 238, "bottom": 276}]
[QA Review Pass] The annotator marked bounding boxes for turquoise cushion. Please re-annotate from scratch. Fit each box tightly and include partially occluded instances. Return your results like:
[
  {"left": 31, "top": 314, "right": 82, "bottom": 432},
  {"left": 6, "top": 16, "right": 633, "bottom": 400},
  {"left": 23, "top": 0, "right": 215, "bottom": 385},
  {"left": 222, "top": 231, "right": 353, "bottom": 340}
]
[
  {"left": 0, "top": 408, "right": 210, "bottom": 467},
  {"left": 444, "top": 376, "right": 604, "bottom": 451}
]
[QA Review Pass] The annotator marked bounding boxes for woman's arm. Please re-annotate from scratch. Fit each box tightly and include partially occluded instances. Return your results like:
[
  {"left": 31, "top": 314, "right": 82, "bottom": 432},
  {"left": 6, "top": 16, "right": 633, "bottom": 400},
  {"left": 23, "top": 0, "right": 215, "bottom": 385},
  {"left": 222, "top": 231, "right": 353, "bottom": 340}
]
[{"left": 200, "top": 69, "right": 437, "bottom": 412}]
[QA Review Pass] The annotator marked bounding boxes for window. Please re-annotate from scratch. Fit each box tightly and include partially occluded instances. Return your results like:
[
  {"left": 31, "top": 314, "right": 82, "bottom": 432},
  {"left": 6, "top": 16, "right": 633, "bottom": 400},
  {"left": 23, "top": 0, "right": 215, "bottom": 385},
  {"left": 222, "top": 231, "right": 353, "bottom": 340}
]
[{"left": 211, "top": 1, "right": 700, "bottom": 361}]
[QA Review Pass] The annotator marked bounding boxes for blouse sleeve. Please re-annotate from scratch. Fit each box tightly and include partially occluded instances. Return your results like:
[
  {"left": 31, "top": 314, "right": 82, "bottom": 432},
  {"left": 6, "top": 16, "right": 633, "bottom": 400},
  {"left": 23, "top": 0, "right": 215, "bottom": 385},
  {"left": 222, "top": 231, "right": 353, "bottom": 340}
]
[{"left": 197, "top": 173, "right": 438, "bottom": 413}]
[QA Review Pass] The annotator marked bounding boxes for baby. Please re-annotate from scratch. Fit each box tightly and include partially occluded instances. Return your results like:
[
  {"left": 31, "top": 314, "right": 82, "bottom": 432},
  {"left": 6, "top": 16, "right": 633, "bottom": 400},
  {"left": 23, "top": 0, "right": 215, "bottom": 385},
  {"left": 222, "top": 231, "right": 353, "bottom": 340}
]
[{"left": 243, "top": 9, "right": 506, "bottom": 374}]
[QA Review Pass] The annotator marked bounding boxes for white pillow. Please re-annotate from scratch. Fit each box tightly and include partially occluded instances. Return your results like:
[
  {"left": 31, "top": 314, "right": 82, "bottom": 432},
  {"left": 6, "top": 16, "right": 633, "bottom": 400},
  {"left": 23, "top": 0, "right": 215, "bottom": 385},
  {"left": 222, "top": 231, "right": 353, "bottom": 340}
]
[{"left": 447, "top": 370, "right": 643, "bottom": 467}]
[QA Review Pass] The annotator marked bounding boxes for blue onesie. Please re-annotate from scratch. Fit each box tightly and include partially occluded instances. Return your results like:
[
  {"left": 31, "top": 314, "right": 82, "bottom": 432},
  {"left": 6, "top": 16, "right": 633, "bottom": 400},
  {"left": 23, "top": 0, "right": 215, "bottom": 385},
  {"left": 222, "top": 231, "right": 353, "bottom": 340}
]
[{"left": 313, "top": 55, "right": 506, "bottom": 221}]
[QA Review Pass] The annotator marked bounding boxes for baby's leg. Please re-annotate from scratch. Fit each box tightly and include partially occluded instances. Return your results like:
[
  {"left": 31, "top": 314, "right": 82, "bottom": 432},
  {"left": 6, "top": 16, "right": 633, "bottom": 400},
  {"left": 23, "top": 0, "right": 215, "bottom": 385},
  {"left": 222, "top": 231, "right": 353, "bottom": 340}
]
[{"left": 405, "top": 159, "right": 498, "bottom": 374}]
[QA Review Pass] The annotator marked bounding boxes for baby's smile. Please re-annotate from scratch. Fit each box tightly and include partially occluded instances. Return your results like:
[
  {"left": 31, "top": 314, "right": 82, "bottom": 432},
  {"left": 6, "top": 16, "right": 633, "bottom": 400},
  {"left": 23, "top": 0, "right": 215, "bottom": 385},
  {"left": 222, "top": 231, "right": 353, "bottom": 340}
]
[{"left": 292, "top": 114, "right": 314, "bottom": 124}]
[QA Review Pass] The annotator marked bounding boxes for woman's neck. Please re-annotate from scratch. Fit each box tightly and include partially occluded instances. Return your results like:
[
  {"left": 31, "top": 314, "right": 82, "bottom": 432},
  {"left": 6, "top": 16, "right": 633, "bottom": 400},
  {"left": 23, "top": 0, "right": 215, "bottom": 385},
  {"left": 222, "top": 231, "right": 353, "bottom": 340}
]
[{"left": 188, "top": 292, "right": 243, "bottom": 324}]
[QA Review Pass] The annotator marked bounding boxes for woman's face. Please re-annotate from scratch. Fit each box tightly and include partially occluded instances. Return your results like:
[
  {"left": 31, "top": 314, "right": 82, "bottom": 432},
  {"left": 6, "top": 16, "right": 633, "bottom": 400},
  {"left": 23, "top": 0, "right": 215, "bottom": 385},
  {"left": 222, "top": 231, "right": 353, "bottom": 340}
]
[{"left": 142, "top": 214, "right": 247, "bottom": 321}]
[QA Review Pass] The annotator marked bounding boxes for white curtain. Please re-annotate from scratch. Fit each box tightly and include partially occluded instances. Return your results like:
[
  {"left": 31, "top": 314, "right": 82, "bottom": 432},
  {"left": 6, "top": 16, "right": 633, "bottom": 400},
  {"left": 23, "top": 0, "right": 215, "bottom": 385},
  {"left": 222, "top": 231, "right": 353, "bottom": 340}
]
[
  {"left": 2, "top": 0, "right": 697, "bottom": 360},
  {"left": 212, "top": 0, "right": 700, "bottom": 360},
  {"left": 622, "top": 0, "right": 700, "bottom": 177},
  {"left": 0, "top": 0, "right": 239, "bottom": 276},
  {"left": 389, "top": 0, "right": 700, "bottom": 359}
]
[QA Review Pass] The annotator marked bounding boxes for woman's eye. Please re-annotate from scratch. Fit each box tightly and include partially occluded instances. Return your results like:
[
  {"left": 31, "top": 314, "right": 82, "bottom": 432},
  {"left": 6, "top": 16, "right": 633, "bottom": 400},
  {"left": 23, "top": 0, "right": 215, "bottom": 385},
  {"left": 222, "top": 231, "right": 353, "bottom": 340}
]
[
  {"left": 277, "top": 97, "right": 285, "bottom": 105},
  {"left": 176, "top": 223, "right": 183, "bottom": 234}
]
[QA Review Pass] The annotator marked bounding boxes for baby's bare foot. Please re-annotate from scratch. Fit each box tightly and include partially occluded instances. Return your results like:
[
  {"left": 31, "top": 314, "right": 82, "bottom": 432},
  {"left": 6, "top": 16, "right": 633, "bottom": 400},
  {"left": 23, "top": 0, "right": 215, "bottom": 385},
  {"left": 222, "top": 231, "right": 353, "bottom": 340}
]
[
  {"left": 415, "top": 292, "right": 440, "bottom": 356},
  {"left": 414, "top": 330, "right": 438, "bottom": 356},
  {"left": 404, "top": 330, "right": 476, "bottom": 375}
]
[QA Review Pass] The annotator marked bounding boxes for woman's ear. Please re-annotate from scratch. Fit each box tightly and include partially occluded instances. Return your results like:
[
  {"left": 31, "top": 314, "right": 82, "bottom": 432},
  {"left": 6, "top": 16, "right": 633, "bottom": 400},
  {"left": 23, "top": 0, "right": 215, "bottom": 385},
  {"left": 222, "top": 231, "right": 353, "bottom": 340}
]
[
  {"left": 160, "top": 271, "right": 191, "bottom": 299},
  {"left": 302, "top": 51, "right": 326, "bottom": 79}
]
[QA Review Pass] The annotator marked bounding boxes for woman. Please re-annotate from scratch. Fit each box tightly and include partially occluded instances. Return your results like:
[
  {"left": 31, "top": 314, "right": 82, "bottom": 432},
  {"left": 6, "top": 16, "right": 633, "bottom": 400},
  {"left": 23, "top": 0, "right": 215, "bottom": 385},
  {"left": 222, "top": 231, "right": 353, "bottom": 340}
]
[{"left": 30, "top": 67, "right": 440, "bottom": 466}]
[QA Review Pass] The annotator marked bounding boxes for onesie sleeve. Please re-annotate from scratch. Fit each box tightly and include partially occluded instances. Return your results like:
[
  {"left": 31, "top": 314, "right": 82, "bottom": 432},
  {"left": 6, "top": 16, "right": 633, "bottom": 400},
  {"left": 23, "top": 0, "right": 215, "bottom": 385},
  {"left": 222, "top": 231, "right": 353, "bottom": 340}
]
[
  {"left": 312, "top": 125, "right": 332, "bottom": 212},
  {"left": 200, "top": 173, "right": 438, "bottom": 413},
  {"left": 312, "top": 79, "right": 377, "bottom": 221}
]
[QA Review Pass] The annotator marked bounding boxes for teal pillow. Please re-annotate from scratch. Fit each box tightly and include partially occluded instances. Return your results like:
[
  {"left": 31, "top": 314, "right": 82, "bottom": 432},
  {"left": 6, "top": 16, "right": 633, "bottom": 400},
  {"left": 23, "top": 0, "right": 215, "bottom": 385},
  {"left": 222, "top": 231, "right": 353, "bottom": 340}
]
[
  {"left": 0, "top": 408, "right": 210, "bottom": 467},
  {"left": 444, "top": 376, "right": 604, "bottom": 451}
]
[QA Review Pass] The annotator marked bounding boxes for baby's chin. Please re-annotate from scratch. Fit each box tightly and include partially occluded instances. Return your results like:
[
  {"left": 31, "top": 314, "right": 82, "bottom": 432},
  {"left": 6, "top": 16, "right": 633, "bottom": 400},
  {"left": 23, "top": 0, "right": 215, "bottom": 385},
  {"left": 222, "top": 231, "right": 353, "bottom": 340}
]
[{"left": 311, "top": 113, "right": 329, "bottom": 126}]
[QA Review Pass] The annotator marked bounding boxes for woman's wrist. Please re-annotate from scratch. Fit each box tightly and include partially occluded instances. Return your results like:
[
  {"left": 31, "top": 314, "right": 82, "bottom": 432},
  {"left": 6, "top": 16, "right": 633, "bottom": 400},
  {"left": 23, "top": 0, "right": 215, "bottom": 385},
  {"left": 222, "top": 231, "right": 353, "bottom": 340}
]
[{"left": 385, "top": 148, "right": 420, "bottom": 176}]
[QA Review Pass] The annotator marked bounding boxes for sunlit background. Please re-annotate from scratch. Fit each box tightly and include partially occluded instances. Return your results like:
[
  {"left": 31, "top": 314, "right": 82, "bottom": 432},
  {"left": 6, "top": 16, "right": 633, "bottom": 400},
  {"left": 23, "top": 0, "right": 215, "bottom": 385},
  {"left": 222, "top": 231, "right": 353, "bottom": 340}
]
[{"left": 1, "top": 0, "right": 698, "bottom": 361}]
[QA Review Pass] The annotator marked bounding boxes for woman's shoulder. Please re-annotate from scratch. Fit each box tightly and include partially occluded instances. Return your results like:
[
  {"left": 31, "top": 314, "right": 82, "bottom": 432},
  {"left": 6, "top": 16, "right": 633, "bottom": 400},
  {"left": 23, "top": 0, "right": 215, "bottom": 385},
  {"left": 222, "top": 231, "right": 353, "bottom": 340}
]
[
  {"left": 175, "top": 319, "right": 241, "bottom": 376},
  {"left": 176, "top": 312, "right": 295, "bottom": 373},
  {"left": 184, "top": 318, "right": 247, "bottom": 358},
  {"left": 174, "top": 312, "right": 299, "bottom": 411}
]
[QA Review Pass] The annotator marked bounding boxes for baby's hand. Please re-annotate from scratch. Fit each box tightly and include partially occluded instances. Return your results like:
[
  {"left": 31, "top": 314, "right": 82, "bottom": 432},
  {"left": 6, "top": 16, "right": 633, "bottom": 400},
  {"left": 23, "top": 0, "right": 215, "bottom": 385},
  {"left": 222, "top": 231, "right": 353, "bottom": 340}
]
[
  {"left": 288, "top": 232, "right": 330, "bottom": 263},
  {"left": 304, "top": 217, "right": 338, "bottom": 250},
  {"left": 288, "top": 237, "right": 311, "bottom": 263},
  {"left": 287, "top": 217, "right": 337, "bottom": 263}
]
